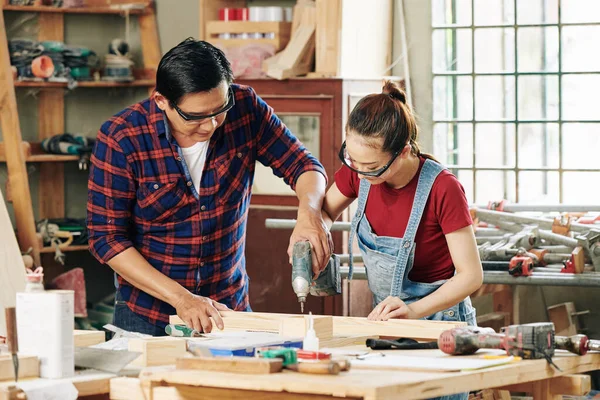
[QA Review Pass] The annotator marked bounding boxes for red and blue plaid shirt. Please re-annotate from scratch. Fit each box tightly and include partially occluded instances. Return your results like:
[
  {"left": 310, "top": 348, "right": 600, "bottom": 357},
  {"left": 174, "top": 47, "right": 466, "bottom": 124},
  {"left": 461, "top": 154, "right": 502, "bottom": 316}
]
[{"left": 87, "top": 84, "right": 326, "bottom": 327}]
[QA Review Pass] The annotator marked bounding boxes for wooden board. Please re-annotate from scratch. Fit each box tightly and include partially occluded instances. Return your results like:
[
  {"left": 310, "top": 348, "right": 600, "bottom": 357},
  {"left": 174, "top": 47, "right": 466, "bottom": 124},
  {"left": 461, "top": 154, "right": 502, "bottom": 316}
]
[
  {"left": 177, "top": 356, "right": 283, "bottom": 374},
  {"left": 128, "top": 337, "right": 187, "bottom": 367},
  {"left": 320, "top": 335, "right": 374, "bottom": 349},
  {"left": 140, "top": 352, "right": 600, "bottom": 400},
  {"left": 170, "top": 311, "right": 464, "bottom": 341},
  {"left": 315, "top": 0, "right": 341, "bottom": 76},
  {"left": 0, "top": 10, "right": 39, "bottom": 261},
  {"left": 547, "top": 302, "right": 578, "bottom": 336},
  {"left": 0, "top": 189, "right": 26, "bottom": 337},
  {"left": 500, "top": 374, "right": 591, "bottom": 396},
  {"left": 279, "top": 315, "right": 333, "bottom": 340},
  {"left": 74, "top": 330, "right": 106, "bottom": 348},
  {"left": 0, "top": 355, "right": 39, "bottom": 381}
]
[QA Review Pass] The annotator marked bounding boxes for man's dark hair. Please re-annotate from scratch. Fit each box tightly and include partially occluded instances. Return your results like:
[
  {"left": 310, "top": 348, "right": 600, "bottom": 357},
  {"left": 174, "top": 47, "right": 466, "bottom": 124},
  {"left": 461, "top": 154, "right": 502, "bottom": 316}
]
[{"left": 155, "top": 38, "right": 234, "bottom": 105}]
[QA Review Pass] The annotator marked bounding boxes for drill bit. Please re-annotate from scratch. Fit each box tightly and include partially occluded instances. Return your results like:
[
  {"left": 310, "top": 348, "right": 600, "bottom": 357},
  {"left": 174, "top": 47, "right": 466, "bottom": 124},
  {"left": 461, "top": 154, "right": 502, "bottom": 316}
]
[
  {"left": 5, "top": 307, "right": 19, "bottom": 382},
  {"left": 300, "top": 301, "right": 304, "bottom": 314}
]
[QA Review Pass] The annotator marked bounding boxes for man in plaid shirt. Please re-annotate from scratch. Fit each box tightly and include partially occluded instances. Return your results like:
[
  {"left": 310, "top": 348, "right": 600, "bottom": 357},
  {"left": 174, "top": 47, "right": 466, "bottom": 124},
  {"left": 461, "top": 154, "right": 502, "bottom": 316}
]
[{"left": 87, "top": 39, "right": 331, "bottom": 335}]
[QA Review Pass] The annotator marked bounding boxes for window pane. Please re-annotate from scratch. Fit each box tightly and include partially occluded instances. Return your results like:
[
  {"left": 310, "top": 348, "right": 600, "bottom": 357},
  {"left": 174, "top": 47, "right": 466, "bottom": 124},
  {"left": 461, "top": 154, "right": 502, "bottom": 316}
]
[
  {"left": 475, "top": 76, "right": 515, "bottom": 121},
  {"left": 518, "top": 171, "right": 559, "bottom": 204},
  {"left": 561, "top": 0, "right": 600, "bottom": 23},
  {"left": 433, "top": 123, "right": 473, "bottom": 167},
  {"left": 517, "top": 27, "right": 558, "bottom": 72},
  {"left": 457, "top": 170, "right": 474, "bottom": 204},
  {"left": 518, "top": 124, "right": 559, "bottom": 168},
  {"left": 562, "top": 26, "right": 600, "bottom": 72},
  {"left": 563, "top": 172, "right": 600, "bottom": 204},
  {"left": 432, "top": 0, "right": 472, "bottom": 26},
  {"left": 562, "top": 75, "right": 600, "bottom": 121},
  {"left": 562, "top": 123, "right": 600, "bottom": 169},
  {"left": 516, "top": 0, "right": 558, "bottom": 24},
  {"left": 474, "top": 0, "right": 515, "bottom": 26},
  {"left": 475, "top": 123, "right": 515, "bottom": 167},
  {"left": 518, "top": 75, "right": 559, "bottom": 120},
  {"left": 475, "top": 170, "right": 516, "bottom": 203},
  {"left": 433, "top": 29, "right": 473, "bottom": 73},
  {"left": 474, "top": 28, "right": 515, "bottom": 73},
  {"left": 433, "top": 76, "right": 473, "bottom": 120}
]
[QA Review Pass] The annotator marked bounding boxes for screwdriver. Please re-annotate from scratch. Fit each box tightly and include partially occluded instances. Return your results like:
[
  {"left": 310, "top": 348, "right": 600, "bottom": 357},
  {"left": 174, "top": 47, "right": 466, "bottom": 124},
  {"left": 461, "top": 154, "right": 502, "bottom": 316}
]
[{"left": 5, "top": 307, "right": 19, "bottom": 382}]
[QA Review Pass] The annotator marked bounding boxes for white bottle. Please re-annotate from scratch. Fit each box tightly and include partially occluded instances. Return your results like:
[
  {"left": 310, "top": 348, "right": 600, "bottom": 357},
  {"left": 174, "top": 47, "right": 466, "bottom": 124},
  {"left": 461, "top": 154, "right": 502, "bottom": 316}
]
[{"left": 303, "top": 312, "right": 319, "bottom": 352}]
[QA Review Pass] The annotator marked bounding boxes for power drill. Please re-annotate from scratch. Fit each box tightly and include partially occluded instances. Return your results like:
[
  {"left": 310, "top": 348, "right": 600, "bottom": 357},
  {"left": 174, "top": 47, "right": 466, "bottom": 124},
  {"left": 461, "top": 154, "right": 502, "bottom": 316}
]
[
  {"left": 438, "top": 322, "right": 556, "bottom": 362},
  {"left": 291, "top": 241, "right": 341, "bottom": 313}
]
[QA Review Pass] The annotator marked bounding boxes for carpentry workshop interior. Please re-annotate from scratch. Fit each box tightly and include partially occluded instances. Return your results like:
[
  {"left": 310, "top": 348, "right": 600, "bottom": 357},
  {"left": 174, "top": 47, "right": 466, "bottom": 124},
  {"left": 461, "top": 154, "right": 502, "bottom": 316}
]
[{"left": 1, "top": 0, "right": 600, "bottom": 399}]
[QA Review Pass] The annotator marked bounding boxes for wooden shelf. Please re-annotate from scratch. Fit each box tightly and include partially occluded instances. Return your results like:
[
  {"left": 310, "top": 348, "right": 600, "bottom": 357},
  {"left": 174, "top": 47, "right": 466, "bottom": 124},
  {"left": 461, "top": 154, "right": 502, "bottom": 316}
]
[
  {"left": 2, "top": 4, "right": 146, "bottom": 15},
  {"left": 14, "top": 79, "right": 155, "bottom": 88},
  {"left": 40, "top": 244, "right": 89, "bottom": 254},
  {"left": 26, "top": 154, "right": 80, "bottom": 162}
]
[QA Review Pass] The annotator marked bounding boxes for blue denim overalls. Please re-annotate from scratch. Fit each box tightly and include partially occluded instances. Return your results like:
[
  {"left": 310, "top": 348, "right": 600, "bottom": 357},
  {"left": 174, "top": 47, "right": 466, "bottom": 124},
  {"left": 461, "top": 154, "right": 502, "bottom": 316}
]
[{"left": 347, "top": 160, "right": 477, "bottom": 400}]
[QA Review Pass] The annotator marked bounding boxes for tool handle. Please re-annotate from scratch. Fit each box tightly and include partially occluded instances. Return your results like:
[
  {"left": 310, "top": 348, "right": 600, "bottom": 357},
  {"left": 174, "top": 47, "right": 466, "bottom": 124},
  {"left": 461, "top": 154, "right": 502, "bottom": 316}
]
[
  {"left": 288, "top": 361, "right": 340, "bottom": 375},
  {"left": 4, "top": 308, "right": 18, "bottom": 354}
]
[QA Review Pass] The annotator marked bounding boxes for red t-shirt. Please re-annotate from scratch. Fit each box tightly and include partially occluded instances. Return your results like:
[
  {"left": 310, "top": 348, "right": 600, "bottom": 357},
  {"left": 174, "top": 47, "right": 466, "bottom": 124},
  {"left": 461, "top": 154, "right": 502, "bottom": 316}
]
[{"left": 334, "top": 157, "right": 473, "bottom": 283}]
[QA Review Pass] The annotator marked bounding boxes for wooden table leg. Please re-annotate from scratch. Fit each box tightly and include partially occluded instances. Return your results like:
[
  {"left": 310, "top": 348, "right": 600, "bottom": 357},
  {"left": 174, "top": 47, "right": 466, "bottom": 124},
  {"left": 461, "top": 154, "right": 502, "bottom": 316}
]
[{"left": 531, "top": 379, "right": 562, "bottom": 400}]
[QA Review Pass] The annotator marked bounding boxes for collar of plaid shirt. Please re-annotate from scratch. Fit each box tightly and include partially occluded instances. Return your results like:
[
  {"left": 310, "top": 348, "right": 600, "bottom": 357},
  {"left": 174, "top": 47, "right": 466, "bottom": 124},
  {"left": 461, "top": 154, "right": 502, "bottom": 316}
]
[{"left": 87, "top": 84, "right": 326, "bottom": 327}]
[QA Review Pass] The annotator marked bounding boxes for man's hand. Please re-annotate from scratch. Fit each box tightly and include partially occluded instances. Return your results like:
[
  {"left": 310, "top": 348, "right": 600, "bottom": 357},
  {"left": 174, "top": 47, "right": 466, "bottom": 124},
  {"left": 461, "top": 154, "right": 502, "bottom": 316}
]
[
  {"left": 368, "top": 296, "right": 417, "bottom": 321},
  {"left": 173, "top": 292, "right": 230, "bottom": 333},
  {"left": 287, "top": 209, "right": 333, "bottom": 279}
]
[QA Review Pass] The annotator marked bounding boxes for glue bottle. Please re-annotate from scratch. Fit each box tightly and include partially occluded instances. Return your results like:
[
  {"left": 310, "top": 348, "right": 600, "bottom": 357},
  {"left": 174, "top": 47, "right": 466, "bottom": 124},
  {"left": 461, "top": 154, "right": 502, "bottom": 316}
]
[{"left": 303, "top": 312, "right": 319, "bottom": 352}]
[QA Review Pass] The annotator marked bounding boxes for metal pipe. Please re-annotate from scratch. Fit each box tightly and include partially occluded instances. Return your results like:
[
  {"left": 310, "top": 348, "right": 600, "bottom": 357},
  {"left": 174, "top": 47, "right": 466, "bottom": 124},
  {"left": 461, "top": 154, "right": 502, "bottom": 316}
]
[
  {"left": 339, "top": 268, "right": 600, "bottom": 287},
  {"left": 482, "top": 271, "right": 600, "bottom": 287},
  {"left": 539, "top": 245, "right": 574, "bottom": 254},
  {"left": 475, "top": 209, "right": 592, "bottom": 233},
  {"left": 337, "top": 254, "right": 363, "bottom": 264},
  {"left": 537, "top": 230, "right": 578, "bottom": 248},
  {"left": 474, "top": 204, "right": 600, "bottom": 213},
  {"left": 265, "top": 219, "right": 351, "bottom": 231},
  {"left": 475, "top": 227, "right": 505, "bottom": 235}
]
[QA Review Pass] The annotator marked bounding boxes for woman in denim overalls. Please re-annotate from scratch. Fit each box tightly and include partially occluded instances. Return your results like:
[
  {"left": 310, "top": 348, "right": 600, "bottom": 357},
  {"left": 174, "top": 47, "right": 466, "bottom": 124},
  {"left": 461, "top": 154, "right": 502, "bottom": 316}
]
[{"left": 320, "top": 81, "right": 483, "bottom": 400}]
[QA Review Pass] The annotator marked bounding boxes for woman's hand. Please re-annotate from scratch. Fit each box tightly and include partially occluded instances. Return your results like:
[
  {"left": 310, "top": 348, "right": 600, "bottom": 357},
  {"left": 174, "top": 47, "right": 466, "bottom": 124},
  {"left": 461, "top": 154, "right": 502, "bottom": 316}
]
[{"left": 368, "top": 296, "right": 418, "bottom": 320}]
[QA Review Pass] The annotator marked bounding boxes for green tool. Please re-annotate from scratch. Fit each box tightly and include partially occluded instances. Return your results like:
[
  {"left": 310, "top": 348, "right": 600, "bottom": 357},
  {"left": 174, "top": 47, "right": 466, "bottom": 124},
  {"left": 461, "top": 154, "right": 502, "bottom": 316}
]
[
  {"left": 165, "top": 324, "right": 203, "bottom": 337},
  {"left": 291, "top": 241, "right": 341, "bottom": 313},
  {"left": 257, "top": 347, "right": 297, "bottom": 367}
]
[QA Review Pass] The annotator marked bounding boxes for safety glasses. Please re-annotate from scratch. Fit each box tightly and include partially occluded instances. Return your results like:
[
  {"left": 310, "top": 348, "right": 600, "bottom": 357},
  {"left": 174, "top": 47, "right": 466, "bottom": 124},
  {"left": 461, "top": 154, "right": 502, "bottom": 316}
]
[
  {"left": 170, "top": 87, "right": 235, "bottom": 123},
  {"left": 338, "top": 141, "right": 401, "bottom": 177}
]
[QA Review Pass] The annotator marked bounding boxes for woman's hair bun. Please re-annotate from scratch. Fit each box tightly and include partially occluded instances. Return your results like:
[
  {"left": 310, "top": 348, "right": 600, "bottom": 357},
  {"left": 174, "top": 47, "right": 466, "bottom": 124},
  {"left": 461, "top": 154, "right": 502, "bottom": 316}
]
[{"left": 382, "top": 80, "right": 406, "bottom": 104}]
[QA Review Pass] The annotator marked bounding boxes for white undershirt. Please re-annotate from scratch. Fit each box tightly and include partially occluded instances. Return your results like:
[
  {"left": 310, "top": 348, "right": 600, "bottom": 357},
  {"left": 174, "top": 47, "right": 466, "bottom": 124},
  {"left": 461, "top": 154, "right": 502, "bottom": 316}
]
[{"left": 180, "top": 141, "right": 209, "bottom": 192}]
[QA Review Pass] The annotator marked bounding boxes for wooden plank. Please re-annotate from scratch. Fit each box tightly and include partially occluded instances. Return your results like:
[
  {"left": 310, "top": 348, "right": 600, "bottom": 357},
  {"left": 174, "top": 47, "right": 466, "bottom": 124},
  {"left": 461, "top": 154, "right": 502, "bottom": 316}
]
[
  {"left": 531, "top": 379, "right": 562, "bottom": 400},
  {"left": 74, "top": 330, "right": 105, "bottom": 347},
  {"left": 315, "top": 0, "right": 341, "bottom": 76},
  {"left": 110, "top": 377, "right": 146, "bottom": 400},
  {"left": 547, "top": 302, "right": 578, "bottom": 337},
  {"left": 0, "top": 11, "right": 40, "bottom": 261},
  {"left": 279, "top": 315, "right": 333, "bottom": 340},
  {"left": 500, "top": 374, "right": 591, "bottom": 396},
  {"left": 0, "top": 355, "right": 39, "bottom": 381},
  {"left": 572, "top": 246, "right": 585, "bottom": 274},
  {"left": 0, "top": 142, "right": 31, "bottom": 161},
  {"left": 176, "top": 356, "right": 283, "bottom": 374},
  {"left": 170, "top": 311, "right": 465, "bottom": 341},
  {"left": 37, "top": 13, "right": 65, "bottom": 221},
  {"left": 128, "top": 337, "right": 187, "bottom": 367},
  {"left": 154, "top": 384, "right": 347, "bottom": 400},
  {"left": 141, "top": 353, "right": 600, "bottom": 400},
  {"left": 69, "top": 370, "right": 113, "bottom": 397},
  {"left": 320, "top": 335, "right": 373, "bottom": 349},
  {"left": 0, "top": 189, "right": 26, "bottom": 337},
  {"left": 138, "top": 6, "right": 160, "bottom": 97}
]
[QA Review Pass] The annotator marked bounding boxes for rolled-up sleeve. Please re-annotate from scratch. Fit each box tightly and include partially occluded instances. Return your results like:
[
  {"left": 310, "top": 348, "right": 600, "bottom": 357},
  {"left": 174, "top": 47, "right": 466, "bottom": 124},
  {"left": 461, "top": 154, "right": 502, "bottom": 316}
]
[
  {"left": 86, "top": 125, "right": 135, "bottom": 263},
  {"left": 251, "top": 89, "right": 327, "bottom": 190}
]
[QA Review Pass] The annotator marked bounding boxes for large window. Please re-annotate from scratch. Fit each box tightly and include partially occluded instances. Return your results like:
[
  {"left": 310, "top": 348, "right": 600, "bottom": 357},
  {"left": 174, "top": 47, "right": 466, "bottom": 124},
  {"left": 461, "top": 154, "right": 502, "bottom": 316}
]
[{"left": 432, "top": 0, "right": 600, "bottom": 204}]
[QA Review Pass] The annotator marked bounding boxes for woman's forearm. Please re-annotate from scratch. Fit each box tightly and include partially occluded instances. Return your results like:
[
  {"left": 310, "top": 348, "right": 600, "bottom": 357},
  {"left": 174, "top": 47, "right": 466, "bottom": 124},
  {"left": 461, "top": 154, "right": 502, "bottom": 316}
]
[
  {"left": 107, "top": 247, "right": 190, "bottom": 306},
  {"left": 408, "top": 271, "right": 482, "bottom": 319}
]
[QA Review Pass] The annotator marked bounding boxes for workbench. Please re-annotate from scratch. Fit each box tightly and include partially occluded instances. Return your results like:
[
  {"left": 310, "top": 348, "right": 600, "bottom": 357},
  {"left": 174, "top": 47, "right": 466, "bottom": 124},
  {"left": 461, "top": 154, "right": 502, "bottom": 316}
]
[{"left": 123, "top": 346, "right": 600, "bottom": 400}]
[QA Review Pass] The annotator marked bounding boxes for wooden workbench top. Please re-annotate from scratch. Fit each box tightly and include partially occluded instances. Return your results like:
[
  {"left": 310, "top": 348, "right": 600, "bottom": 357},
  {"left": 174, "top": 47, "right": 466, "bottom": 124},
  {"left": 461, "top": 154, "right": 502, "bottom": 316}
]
[{"left": 139, "top": 349, "right": 600, "bottom": 400}]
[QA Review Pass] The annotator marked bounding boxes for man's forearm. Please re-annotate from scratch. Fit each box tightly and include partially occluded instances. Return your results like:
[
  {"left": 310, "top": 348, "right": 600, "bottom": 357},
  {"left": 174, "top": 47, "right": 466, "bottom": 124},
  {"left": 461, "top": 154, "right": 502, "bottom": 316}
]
[
  {"left": 107, "top": 247, "right": 189, "bottom": 306},
  {"left": 409, "top": 272, "right": 481, "bottom": 319},
  {"left": 295, "top": 171, "right": 327, "bottom": 215}
]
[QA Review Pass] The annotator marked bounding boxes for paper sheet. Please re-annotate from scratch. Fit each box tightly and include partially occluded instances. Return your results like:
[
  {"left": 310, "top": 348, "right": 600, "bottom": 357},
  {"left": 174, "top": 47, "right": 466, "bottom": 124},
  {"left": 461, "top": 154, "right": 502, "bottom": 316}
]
[
  {"left": 351, "top": 355, "right": 515, "bottom": 372},
  {"left": 15, "top": 380, "right": 78, "bottom": 400}
]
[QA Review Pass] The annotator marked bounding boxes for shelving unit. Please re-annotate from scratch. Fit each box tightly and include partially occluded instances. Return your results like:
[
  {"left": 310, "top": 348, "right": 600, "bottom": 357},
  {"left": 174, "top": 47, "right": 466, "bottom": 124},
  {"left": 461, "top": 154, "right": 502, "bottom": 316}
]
[{"left": 0, "top": 0, "right": 160, "bottom": 265}]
